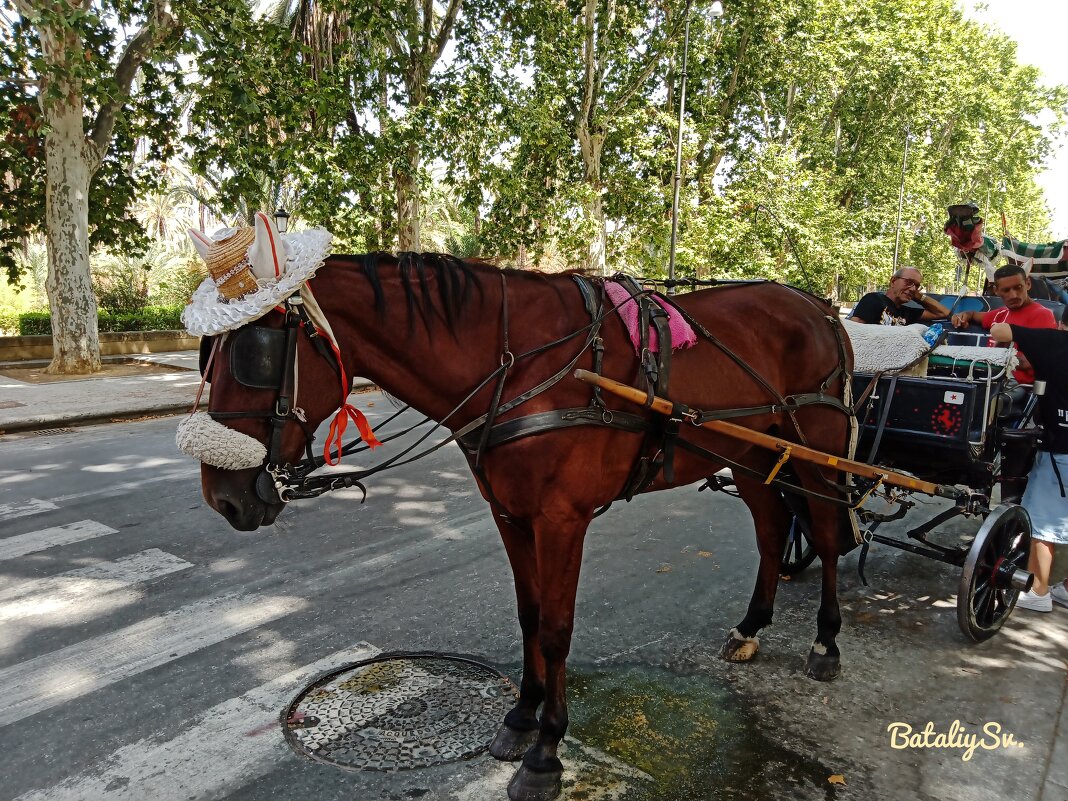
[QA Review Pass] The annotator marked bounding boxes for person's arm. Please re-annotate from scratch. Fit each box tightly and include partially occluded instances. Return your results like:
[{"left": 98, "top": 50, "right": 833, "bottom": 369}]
[
  {"left": 950, "top": 309, "right": 983, "bottom": 328},
  {"left": 993, "top": 323, "right": 1059, "bottom": 378},
  {"left": 915, "top": 292, "right": 950, "bottom": 321}
]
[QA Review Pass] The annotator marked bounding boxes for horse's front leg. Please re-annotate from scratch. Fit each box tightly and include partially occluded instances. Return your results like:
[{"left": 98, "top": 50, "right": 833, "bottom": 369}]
[
  {"left": 802, "top": 494, "right": 844, "bottom": 681},
  {"left": 508, "top": 514, "right": 588, "bottom": 801},
  {"left": 489, "top": 512, "right": 545, "bottom": 762},
  {"left": 721, "top": 474, "right": 792, "bottom": 663}
]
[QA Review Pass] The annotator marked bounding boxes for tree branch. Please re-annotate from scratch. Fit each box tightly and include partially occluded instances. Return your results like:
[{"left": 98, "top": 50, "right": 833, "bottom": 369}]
[
  {"left": 578, "top": 0, "right": 597, "bottom": 131},
  {"left": 431, "top": 0, "right": 462, "bottom": 65},
  {"left": 606, "top": 7, "right": 675, "bottom": 117},
  {"left": 87, "top": 0, "right": 179, "bottom": 169}
]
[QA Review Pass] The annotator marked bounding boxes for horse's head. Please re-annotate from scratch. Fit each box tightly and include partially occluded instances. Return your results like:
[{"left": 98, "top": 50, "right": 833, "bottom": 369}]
[
  {"left": 177, "top": 214, "right": 356, "bottom": 531},
  {"left": 187, "top": 309, "right": 351, "bottom": 530}
]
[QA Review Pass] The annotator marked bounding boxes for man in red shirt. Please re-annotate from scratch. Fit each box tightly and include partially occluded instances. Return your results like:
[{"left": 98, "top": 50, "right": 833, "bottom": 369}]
[{"left": 950, "top": 265, "right": 1056, "bottom": 383}]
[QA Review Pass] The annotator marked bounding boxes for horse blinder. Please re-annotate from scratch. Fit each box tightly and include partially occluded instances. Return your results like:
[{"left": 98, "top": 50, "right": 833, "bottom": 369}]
[{"left": 229, "top": 326, "right": 289, "bottom": 389}]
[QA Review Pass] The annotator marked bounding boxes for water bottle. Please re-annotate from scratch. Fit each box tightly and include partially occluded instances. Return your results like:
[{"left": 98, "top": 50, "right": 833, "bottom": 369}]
[{"left": 922, "top": 323, "right": 943, "bottom": 347}]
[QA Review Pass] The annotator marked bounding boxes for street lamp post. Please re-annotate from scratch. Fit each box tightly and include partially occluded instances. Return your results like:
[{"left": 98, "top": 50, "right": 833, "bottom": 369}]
[{"left": 668, "top": 0, "right": 723, "bottom": 294}]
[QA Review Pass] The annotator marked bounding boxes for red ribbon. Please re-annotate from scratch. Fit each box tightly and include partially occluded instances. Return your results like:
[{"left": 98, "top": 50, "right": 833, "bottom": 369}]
[
  {"left": 316, "top": 316, "right": 381, "bottom": 464},
  {"left": 324, "top": 403, "right": 382, "bottom": 465}
]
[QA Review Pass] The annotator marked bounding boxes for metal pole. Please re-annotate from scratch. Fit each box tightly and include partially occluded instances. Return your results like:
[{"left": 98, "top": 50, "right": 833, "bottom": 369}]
[
  {"left": 892, "top": 126, "right": 910, "bottom": 273},
  {"left": 667, "top": 0, "right": 693, "bottom": 295}
]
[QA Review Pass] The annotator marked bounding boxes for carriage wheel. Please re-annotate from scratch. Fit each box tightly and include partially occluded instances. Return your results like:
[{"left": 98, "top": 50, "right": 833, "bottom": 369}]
[
  {"left": 957, "top": 504, "right": 1032, "bottom": 642},
  {"left": 780, "top": 514, "right": 818, "bottom": 577}
]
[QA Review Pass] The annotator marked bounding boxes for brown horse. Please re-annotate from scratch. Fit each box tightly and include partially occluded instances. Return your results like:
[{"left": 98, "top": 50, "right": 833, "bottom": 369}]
[{"left": 195, "top": 253, "right": 853, "bottom": 801}]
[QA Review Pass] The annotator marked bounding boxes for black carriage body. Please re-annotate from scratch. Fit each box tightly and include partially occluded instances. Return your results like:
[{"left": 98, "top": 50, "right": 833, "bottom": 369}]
[{"left": 851, "top": 372, "right": 1004, "bottom": 489}]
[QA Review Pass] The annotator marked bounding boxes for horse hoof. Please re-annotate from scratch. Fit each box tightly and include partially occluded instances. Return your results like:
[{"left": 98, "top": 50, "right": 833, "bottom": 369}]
[
  {"left": 489, "top": 723, "right": 538, "bottom": 762},
  {"left": 804, "top": 648, "right": 841, "bottom": 681},
  {"left": 507, "top": 763, "right": 563, "bottom": 801},
  {"left": 720, "top": 628, "right": 760, "bottom": 662}
]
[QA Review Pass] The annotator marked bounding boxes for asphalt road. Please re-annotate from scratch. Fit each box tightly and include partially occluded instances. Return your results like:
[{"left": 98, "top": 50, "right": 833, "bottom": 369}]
[{"left": 0, "top": 395, "right": 1065, "bottom": 801}]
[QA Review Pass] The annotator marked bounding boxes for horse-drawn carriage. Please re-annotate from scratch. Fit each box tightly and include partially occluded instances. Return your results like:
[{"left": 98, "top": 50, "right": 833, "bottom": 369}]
[
  {"left": 765, "top": 320, "right": 1037, "bottom": 641},
  {"left": 763, "top": 201, "right": 1068, "bottom": 641},
  {"left": 179, "top": 212, "right": 1051, "bottom": 801}
]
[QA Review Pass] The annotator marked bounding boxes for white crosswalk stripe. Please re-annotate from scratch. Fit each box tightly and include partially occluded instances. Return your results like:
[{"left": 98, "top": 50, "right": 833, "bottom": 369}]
[
  {"left": 0, "top": 548, "right": 193, "bottom": 623},
  {"left": 0, "top": 498, "right": 58, "bottom": 522},
  {"left": 0, "top": 592, "right": 305, "bottom": 728},
  {"left": 13, "top": 642, "right": 381, "bottom": 801},
  {"left": 0, "top": 520, "right": 117, "bottom": 562}
]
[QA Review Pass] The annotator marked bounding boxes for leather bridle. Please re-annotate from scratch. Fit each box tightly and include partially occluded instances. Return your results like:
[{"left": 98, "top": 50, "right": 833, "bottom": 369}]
[{"left": 206, "top": 295, "right": 347, "bottom": 505}]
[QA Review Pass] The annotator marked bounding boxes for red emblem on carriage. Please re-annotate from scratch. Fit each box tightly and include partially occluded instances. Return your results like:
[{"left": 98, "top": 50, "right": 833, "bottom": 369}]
[{"left": 931, "top": 403, "right": 963, "bottom": 436}]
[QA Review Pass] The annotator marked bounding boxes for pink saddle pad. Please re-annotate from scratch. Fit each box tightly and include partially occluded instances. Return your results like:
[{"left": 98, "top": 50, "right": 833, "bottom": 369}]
[{"left": 604, "top": 280, "right": 698, "bottom": 354}]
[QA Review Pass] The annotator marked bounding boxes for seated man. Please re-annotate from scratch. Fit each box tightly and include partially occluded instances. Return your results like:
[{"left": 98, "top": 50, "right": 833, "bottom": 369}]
[
  {"left": 951, "top": 264, "right": 1056, "bottom": 384},
  {"left": 849, "top": 266, "right": 950, "bottom": 326}
]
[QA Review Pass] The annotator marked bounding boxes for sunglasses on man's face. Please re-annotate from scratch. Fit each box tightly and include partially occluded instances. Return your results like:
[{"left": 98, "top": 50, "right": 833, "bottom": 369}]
[{"left": 896, "top": 277, "right": 921, "bottom": 289}]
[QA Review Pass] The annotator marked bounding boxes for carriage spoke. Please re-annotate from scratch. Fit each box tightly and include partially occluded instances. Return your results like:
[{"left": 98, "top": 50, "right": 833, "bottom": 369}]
[{"left": 973, "top": 583, "right": 995, "bottom": 625}]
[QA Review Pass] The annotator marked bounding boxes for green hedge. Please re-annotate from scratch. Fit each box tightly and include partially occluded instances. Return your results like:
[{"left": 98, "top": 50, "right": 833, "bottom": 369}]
[
  {"left": 0, "top": 307, "right": 20, "bottom": 335},
  {"left": 17, "top": 305, "right": 185, "bottom": 336}
]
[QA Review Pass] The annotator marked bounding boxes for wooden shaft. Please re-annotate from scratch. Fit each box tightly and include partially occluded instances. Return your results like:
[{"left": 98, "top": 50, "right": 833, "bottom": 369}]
[{"left": 573, "top": 369, "right": 954, "bottom": 497}]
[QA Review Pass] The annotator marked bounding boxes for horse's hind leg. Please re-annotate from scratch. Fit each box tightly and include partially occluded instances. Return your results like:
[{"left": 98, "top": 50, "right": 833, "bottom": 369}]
[
  {"left": 721, "top": 474, "right": 793, "bottom": 663},
  {"left": 489, "top": 512, "right": 544, "bottom": 762},
  {"left": 508, "top": 513, "right": 588, "bottom": 801}
]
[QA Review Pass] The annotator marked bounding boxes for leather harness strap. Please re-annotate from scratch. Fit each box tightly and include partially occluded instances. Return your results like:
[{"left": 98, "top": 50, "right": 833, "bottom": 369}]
[{"left": 244, "top": 274, "right": 855, "bottom": 512}]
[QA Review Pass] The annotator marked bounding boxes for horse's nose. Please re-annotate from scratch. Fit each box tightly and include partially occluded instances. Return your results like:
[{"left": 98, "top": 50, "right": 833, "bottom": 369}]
[{"left": 206, "top": 485, "right": 265, "bottom": 531}]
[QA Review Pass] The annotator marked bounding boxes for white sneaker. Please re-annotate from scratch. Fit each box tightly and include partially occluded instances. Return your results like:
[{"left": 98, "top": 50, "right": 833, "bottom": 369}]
[
  {"left": 1050, "top": 582, "right": 1068, "bottom": 609},
  {"left": 1016, "top": 588, "right": 1053, "bottom": 612}
]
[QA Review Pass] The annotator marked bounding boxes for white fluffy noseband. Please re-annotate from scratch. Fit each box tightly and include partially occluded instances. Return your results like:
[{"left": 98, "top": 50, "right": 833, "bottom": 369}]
[{"left": 176, "top": 412, "right": 267, "bottom": 470}]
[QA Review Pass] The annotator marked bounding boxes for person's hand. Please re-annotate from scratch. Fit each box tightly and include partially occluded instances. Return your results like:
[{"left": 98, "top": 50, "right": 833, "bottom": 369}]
[
  {"left": 989, "top": 322, "right": 1013, "bottom": 343},
  {"left": 951, "top": 313, "right": 968, "bottom": 328}
]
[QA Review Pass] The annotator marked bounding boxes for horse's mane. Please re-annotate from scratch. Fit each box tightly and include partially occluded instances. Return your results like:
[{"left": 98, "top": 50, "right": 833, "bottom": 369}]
[{"left": 330, "top": 252, "right": 587, "bottom": 334}]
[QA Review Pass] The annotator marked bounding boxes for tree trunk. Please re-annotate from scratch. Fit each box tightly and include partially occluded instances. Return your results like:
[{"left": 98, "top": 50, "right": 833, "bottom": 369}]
[
  {"left": 586, "top": 190, "right": 607, "bottom": 275},
  {"left": 43, "top": 93, "right": 100, "bottom": 374},
  {"left": 578, "top": 108, "right": 606, "bottom": 274},
  {"left": 394, "top": 140, "right": 421, "bottom": 252}
]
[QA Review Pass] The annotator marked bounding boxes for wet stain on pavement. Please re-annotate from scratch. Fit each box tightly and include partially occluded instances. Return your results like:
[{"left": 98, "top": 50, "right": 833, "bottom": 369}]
[{"left": 563, "top": 664, "right": 839, "bottom": 800}]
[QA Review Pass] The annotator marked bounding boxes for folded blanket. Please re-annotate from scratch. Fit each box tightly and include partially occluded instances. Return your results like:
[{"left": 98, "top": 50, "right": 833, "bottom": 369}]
[{"left": 932, "top": 344, "right": 1018, "bottom": 371}]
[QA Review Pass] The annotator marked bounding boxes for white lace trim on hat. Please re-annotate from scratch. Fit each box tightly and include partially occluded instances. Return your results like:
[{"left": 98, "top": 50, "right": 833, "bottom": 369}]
[{"left": 182, "top": 228, "right": 333, "bottom": 336}]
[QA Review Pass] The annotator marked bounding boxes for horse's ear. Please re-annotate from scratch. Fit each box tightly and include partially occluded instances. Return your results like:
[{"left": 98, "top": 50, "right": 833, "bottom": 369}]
[
  {"left": 248, "top": 212, "right": 287, "bottom": 282},
  {"left": 188, "top": 228, "right": 212, "bottom": 260}
]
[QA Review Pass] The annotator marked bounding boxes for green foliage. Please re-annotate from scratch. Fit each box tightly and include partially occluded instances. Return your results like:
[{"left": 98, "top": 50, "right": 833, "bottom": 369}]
[
  {"left": 98, "top": 305, "right": 185, "bottom": 331},
  {"left": 0, "top": 0, "right": 192, "bottom": 283},
  {"left": 17, "top": 305, "right": 184, "bottom": 335},
  {"left": 8, "top": 0, "right": 1067, "bottom": 304},
  {"left": 0, "top": 307, "right": 20, "bottom": 335},
  {"left": 17, "top": 312, "right": 53, "bottom": 336}
]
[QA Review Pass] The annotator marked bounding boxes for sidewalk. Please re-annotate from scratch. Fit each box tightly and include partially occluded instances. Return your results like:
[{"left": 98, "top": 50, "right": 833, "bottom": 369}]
[
  {"left": 0, "top": 351, "right": 206, "bottom": 434},
  {"left": 0, "top": 350, "right": 372, "bottom": 434}
]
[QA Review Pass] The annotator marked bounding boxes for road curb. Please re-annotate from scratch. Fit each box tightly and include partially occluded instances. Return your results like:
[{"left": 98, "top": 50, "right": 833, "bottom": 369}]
[
  {"left": 0, "top": 379, "right": 380, "bottom": 435},
  {"left": 0, "top": 403, "right": 199, "bottom": 434}
]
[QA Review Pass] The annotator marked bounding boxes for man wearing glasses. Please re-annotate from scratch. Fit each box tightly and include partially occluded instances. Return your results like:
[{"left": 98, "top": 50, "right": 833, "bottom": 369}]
[{"left": 849, "top": 266, "right": 951, "bottom": 326}]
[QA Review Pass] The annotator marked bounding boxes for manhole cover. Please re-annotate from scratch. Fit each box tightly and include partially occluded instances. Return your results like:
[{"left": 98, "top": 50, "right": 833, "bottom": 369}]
[{"left": 283, "top": 652, "right": 518, "bottom": 771}]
